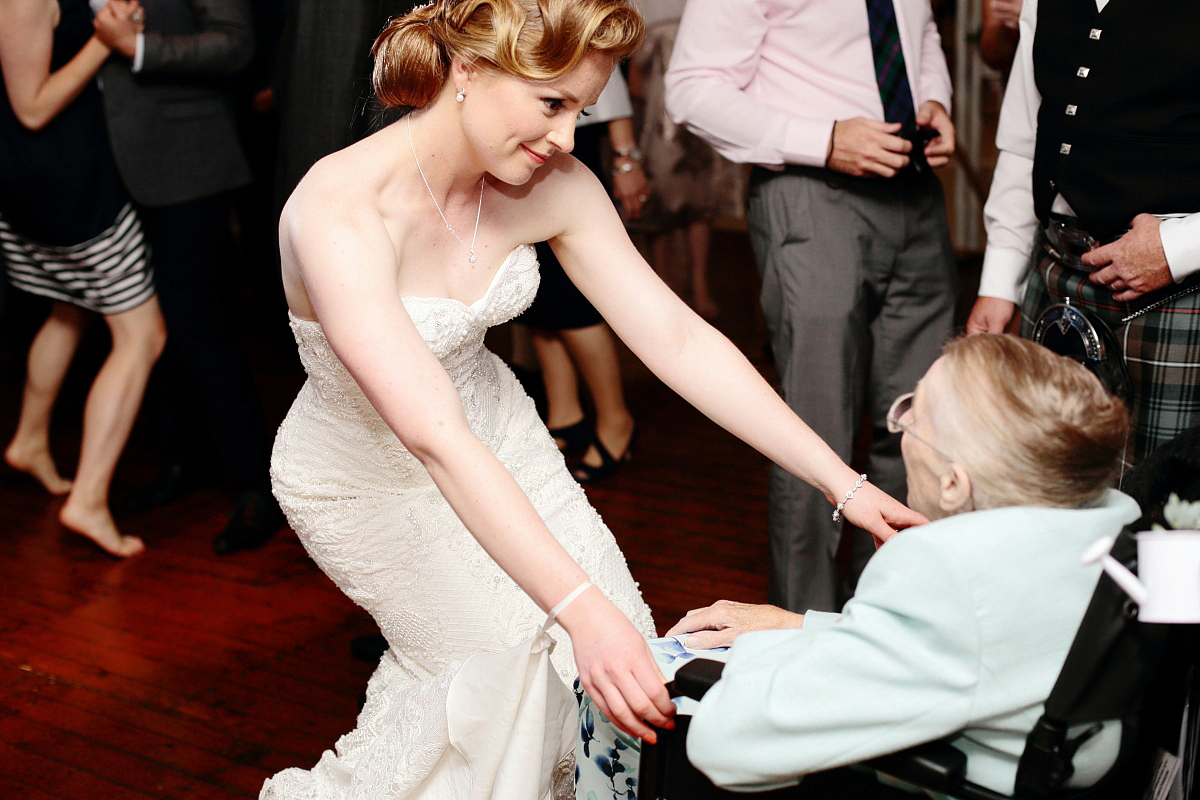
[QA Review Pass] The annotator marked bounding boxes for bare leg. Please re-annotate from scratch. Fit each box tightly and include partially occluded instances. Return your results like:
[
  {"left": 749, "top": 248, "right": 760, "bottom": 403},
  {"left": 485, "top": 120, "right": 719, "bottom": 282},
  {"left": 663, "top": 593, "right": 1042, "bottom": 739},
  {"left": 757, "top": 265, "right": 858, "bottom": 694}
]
[
  {"left": 688, "top": 218, "right": 718, "bottom": 319},
  {"left": 559, "top": 323, "right": 635, "bottom": 469},
  {"left": 59, "top": 297, "right": 166, "bottom": 557},
  {"left": 531, "top": 329, "right": 585, "bottom": 448},
  {"left": 5, "top": 301, "right": 88, "bottom": 494}
]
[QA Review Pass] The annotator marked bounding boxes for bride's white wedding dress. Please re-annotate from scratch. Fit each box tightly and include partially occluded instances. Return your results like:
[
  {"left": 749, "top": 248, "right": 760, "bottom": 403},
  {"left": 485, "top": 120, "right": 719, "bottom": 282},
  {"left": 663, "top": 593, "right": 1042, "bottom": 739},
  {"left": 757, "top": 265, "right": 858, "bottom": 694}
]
[{"left": 262, "top": 244, "right": 656, "bottom": 800}]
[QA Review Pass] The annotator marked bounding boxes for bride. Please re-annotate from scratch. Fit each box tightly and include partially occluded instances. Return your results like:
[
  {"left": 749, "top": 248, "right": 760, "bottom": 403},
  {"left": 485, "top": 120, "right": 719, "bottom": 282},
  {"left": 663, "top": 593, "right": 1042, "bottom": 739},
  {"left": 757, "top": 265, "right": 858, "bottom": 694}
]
[{"left": 262, "top": 0, "right": 924, "bottom": 797}]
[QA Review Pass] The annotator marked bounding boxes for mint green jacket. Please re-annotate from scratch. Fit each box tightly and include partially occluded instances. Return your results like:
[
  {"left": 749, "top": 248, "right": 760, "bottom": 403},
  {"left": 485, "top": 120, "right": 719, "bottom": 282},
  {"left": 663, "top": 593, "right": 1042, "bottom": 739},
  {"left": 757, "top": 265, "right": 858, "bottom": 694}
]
[{"left": 687, "top": 490, "right": 1141, "bottom": 794}]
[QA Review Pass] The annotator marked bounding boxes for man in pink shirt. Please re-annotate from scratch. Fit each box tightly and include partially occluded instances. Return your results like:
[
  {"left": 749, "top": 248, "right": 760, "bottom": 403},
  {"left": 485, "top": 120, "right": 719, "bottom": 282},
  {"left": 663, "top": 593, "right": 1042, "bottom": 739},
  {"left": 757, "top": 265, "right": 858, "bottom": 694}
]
[{"left": 665, "top": 0, "right": 958, "bottom": 613}]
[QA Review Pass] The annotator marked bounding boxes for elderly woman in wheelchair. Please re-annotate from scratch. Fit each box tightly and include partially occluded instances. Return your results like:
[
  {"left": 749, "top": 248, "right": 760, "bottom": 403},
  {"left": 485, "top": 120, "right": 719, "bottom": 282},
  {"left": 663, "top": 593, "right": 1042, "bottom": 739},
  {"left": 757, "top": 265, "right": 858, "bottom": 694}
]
[{"left": 577, "top": 334, "right": 1141, "bottom": 798}]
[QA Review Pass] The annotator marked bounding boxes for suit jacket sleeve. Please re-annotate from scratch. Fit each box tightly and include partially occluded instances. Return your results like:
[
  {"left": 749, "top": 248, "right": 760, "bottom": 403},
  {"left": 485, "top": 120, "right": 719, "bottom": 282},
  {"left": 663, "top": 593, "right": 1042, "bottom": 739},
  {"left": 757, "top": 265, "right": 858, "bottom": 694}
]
[
  {"left": 686, "top": 532, "right": 981, "bottom": 791},
  {"left": 141, "top": 0, "right": 255, "bottom": 76}
]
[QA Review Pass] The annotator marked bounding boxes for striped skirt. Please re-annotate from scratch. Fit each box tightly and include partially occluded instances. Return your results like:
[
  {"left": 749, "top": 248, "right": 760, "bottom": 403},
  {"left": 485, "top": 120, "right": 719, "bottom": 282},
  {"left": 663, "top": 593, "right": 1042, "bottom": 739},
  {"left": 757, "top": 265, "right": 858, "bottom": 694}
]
[{"left": 1, "top": 202, "right": 154, "bottom": 315}]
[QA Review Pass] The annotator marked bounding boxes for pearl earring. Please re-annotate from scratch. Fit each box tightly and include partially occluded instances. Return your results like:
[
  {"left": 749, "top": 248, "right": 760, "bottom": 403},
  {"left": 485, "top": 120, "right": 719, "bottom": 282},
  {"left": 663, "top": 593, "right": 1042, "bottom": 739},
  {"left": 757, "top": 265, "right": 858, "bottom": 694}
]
[{"left": 455, "top": 88, "right": 465, "bottom": 103}]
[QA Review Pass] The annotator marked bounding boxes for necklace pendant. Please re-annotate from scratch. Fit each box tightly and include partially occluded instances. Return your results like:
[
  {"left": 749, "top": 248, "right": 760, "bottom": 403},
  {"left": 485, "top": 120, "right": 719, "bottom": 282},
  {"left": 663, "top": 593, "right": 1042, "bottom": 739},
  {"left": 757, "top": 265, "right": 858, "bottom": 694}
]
[{"left": 469, "top": 253, "right": 477, "bottom": 263}]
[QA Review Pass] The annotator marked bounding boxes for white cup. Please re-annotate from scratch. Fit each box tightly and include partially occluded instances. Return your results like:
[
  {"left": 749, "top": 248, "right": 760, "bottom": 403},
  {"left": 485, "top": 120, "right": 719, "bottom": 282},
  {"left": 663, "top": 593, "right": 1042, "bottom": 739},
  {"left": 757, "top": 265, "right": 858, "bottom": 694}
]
[
  {"left": 1084, "top": 531, "right": 1200, "bottom": 624},
  {"left": 1135, "top": 531, "right": 1200, "bottom": 623}
]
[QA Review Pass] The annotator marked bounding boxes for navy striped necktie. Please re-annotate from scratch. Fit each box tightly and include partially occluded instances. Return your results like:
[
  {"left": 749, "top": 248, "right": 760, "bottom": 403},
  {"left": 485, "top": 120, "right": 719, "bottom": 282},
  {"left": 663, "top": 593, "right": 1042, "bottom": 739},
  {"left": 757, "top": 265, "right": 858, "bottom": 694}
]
[{"left": 866, "top": 0, "right": 917, "bottom": 130}]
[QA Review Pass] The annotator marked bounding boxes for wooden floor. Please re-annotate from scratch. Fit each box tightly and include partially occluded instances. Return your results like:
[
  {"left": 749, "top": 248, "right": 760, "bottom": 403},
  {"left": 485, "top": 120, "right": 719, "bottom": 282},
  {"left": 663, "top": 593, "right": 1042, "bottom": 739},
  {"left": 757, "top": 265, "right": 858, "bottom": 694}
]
[{"left": 0, "top": 229, "right": 798, "bottom": 799}]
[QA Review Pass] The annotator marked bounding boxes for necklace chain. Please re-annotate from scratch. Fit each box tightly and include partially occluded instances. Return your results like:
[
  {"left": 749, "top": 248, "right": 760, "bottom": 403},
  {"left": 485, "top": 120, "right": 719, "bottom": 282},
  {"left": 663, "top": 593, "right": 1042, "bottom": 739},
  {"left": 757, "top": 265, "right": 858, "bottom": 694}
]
[{"left": 408, "top": 115, "right": 485, "bottom": 264}]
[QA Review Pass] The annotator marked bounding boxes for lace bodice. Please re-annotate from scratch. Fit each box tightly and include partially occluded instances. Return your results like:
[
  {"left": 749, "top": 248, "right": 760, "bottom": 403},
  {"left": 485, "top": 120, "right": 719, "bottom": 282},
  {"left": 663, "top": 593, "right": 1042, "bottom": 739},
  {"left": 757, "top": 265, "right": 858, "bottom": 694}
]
[{"left": 283, "top": 244, "right": 541, "bottom": 491}]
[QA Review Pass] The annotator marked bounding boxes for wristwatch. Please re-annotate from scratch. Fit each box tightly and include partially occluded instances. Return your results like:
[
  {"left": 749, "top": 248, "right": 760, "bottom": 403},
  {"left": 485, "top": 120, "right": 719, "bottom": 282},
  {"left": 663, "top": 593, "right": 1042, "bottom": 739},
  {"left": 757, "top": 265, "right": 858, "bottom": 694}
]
[{"left": 612, "top": 146, "right": 643, "bottom": 175}]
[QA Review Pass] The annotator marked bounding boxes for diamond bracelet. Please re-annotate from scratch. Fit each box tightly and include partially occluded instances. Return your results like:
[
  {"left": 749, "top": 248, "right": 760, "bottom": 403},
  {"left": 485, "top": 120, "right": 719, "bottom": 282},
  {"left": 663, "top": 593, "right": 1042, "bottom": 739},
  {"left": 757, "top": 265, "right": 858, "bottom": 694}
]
[{"left": 832, "top": 473, "right": 868, "bottom": 523}]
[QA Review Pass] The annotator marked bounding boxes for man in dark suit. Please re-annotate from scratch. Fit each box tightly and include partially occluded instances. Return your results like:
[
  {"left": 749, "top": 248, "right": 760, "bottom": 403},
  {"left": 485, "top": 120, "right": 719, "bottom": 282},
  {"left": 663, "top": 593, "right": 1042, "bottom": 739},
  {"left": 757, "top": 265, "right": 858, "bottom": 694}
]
[
  {"left": 94, "top": 0, "right": 283, "bottom": 553},
  {"left": 273, "top": 0, "right": 414, "bottom": 205}
]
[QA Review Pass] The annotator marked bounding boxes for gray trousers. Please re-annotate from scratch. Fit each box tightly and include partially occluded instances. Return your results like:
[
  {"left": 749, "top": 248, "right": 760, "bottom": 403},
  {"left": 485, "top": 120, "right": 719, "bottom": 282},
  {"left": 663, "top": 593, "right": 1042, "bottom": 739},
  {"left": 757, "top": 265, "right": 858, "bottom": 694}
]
[{"left": 746, "top": 166, "right": 957, "bottom": 613}]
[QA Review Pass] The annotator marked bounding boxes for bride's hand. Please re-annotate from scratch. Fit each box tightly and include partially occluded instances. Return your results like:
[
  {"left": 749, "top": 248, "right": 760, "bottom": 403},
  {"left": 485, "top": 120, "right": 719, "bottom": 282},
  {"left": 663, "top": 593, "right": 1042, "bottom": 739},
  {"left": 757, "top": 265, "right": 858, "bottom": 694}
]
[
  {"left": 840, "top": 481, "right": 928, "bottom": 547},
  {"left": 555, "top": 587, "right": 676, "bottom": 743}
]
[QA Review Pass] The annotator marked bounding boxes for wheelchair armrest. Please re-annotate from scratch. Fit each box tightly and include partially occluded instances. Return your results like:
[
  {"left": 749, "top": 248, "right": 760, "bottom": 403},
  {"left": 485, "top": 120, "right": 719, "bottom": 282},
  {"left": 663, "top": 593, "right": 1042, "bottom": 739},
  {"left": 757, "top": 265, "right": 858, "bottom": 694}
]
[
  {"left": 666, "top": 658, "right": 726, "bottom": 701},
  {"left": 865, "top": 740, "right": 969, "bottom": 794}
]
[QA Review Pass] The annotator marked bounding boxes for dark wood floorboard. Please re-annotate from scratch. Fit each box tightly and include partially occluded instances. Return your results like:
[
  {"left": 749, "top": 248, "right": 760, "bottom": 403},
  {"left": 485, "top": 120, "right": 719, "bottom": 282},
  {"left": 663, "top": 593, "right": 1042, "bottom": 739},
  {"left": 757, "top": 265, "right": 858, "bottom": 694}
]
[{"left": 0, "top": 228, "right": 948, "bottom": 799}]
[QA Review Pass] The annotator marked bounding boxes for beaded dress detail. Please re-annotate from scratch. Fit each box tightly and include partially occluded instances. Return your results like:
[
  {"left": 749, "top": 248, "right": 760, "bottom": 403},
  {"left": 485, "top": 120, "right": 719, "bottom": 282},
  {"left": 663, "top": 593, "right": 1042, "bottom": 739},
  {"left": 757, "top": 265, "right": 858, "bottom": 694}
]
[{"left": 262, "top": 244, "right": 655, "bottom": 800}]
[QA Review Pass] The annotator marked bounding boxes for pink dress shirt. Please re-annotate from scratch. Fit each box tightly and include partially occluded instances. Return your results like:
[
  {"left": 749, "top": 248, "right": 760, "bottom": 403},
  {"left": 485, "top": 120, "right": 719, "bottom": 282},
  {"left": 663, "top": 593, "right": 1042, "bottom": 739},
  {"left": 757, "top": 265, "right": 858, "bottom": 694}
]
[{"left": 663, "top": 0, "right": 952, "bottom": 169}]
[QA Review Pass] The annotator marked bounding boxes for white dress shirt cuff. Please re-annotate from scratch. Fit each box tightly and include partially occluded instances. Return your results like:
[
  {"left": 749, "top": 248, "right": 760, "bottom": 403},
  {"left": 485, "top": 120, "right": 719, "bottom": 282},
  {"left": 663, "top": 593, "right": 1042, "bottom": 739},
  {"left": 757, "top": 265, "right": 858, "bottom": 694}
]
[
  {"left": 1160, "top": 216, "right": 1200, "bottom": 283},
  {"left": 132, "top": 32, "right": 145, "bottom": 72},
  {"left": 783, "top": 117, "right": 836, "bottom": 169},
  {"left": 979, "top": 246, "right": 1032, "bottom": 304}
]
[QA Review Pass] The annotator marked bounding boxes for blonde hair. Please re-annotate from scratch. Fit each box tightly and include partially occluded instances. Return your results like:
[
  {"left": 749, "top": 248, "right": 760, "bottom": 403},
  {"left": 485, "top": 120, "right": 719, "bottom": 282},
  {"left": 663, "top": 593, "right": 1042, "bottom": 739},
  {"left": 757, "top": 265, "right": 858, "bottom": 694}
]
[
  {"left": 372, "top": 0, "right": 644, "bottom": 109},
  {"left": 931, "top": 334, "right": 1128, "bottom": 509}
]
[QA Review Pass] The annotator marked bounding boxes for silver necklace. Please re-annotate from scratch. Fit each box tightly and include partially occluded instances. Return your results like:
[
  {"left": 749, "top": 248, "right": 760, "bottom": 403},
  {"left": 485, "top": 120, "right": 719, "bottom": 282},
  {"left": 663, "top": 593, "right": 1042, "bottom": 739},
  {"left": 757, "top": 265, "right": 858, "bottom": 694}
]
[{"left": 408, "top": 115, "right": 485, "bottom": 264}]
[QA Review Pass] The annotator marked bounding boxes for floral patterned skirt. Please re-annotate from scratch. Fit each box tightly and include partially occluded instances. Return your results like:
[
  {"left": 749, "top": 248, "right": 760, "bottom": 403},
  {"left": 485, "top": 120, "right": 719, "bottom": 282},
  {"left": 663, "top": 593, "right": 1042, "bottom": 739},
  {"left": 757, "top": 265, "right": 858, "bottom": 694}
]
[{"left": 574, "top": 637, "right": 729, "bottom": 800}]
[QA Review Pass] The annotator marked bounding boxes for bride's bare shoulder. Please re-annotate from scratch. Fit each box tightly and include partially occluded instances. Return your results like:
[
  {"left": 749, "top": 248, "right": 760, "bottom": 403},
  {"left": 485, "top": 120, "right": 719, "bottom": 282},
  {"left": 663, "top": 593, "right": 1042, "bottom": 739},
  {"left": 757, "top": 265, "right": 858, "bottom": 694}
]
[
  {"left": 490, "top": 151, "right": 609, "bottom": 239},
  {"left": 281, "top": 148, "right": 389, "bottom": 250}
]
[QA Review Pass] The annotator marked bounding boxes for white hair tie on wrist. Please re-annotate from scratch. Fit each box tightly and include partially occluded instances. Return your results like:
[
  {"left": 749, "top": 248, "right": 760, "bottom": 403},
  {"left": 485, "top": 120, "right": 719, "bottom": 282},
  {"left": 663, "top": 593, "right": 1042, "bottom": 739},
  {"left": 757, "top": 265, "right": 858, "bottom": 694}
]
[{"left": 832, "top": 473, "right": 868, "bottom": 523}]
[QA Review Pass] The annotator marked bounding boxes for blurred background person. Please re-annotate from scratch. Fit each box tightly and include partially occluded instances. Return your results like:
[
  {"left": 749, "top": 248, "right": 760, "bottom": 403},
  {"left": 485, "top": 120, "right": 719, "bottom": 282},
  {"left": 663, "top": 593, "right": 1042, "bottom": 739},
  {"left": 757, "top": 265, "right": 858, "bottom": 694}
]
[
  {"left": 92, "top": 0, "right": 284, "bottom": 554},
  {"left": 518, "top": 70, "right": 646, "bottom": 482},
  {"left": 0, "top": 0, "right": 165, "bottom": 557},
  {"left": 273, "top": 0, "right": 416, "bottom": 209},
  {"left": 629, "top": 0, "right": 744, "bottom": 320},
  {"left": 980, "top": 0, "right": 1021, "bottom": 74}
]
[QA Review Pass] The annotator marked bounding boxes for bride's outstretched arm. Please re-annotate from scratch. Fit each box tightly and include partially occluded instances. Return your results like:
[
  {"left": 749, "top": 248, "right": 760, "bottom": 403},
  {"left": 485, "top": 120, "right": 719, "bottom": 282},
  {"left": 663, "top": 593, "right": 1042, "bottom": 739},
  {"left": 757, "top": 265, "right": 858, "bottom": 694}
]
[
  {"left": 549, "top": 168, "right": 928, "bottom": 544},
  {"left": 280, "top": 186, "right": 674, "bottom": 742}
]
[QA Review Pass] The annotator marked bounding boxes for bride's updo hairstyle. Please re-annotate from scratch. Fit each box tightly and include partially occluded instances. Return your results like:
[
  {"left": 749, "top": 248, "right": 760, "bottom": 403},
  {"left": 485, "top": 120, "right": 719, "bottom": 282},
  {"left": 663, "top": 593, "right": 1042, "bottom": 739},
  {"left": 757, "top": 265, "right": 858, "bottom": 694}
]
[{"left": 373, "top": 0, "right": 644, "bottom": 109}]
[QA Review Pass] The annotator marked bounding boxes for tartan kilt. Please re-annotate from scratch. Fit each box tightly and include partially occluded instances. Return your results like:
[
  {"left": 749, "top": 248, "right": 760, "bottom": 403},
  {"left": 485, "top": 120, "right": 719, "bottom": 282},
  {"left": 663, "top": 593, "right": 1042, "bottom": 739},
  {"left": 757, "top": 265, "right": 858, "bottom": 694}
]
[{"left": 1020, "top": 234, "right": 1200, "bottom": 468}]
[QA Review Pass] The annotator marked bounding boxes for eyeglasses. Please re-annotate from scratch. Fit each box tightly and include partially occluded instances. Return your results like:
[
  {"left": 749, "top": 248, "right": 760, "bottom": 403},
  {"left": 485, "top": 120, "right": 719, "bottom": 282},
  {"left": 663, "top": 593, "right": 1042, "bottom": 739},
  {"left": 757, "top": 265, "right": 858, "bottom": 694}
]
[{"left": 887, "top": 392, "right": 957, "bottom": 463}]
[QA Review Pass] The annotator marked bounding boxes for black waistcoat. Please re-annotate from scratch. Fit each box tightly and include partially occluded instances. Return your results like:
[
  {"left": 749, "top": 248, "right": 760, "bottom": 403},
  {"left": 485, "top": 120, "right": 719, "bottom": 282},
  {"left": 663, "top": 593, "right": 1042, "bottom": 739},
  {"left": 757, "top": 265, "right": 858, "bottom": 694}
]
[{"left": 1031, "top": 0, "right": 1200, "bottom": 241}]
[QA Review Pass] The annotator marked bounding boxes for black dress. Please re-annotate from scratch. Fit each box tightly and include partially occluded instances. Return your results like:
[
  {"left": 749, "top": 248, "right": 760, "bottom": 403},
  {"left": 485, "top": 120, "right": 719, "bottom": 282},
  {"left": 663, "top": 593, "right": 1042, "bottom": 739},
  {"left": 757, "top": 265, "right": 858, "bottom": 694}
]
[
  {"left": 0, "top": 0, "right": 153, "bottom": 314},
  {"left": 517, "top": 123, "right": 606, "bottom": 331}
]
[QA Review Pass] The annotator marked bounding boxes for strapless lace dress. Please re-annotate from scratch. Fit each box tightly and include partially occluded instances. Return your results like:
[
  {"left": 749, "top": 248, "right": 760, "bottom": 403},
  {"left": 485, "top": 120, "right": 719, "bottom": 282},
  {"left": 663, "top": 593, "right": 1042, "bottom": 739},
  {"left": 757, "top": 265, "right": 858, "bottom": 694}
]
[{"left": 262, "top": 245, "right": 656, "bottom": 800}]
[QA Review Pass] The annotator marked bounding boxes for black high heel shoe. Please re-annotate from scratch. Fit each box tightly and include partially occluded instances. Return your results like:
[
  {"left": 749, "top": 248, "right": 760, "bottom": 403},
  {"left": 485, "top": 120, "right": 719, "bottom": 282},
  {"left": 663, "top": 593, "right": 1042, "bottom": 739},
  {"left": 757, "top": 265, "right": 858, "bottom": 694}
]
[
  {"left": 548, "top": 418, "right": 593, "bottom": 452},
  {"left": 572, "top": 423, "right": 638, "bottom": 483}
]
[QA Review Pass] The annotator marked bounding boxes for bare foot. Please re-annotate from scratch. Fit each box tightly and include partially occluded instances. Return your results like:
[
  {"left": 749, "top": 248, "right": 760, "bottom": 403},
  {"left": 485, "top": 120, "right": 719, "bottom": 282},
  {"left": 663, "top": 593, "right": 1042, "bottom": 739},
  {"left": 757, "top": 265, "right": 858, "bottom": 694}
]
[
  {"left": 5, "top": 441, "right": 72, "bottom": 495},
  {"left": 59, "top": 499, "right": 145, "bottom": 557}
]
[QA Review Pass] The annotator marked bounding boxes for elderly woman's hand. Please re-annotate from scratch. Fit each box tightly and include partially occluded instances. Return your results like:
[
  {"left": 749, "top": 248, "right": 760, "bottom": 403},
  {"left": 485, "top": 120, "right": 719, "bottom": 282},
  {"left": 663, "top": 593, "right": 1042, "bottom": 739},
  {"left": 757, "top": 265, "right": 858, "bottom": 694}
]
[
  {"left": 665, "top": 600, "right": 805, "bottom": 649},
  {"left": 842, "top": 481, "right": 929, "bottom": 547}
]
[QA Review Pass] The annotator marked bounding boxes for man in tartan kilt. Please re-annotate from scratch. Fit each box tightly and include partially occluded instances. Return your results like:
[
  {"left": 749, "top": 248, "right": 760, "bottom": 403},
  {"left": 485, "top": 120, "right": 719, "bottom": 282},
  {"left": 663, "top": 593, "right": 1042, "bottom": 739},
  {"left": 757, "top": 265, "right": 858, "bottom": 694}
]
[{"left": 968, "top": 0, "right": 1200, "bottom": 470}]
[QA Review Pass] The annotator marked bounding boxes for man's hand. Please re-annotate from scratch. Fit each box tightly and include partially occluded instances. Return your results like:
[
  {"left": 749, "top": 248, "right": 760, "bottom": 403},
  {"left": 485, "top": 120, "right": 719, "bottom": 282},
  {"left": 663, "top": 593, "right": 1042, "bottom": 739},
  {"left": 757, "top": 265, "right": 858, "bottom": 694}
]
[
  {"left": 827, "top": 117, "right": 911, "bottom": 178},
  {"left": 94, "top": 0, "right": 141, "bottom": 59},
  {"left": 990, "top": 0, "right": 1022, "bottom": 29},
  {"left": 1084, "top": 214, "right": 1173, "bottom": 302},
  {"left": 665, "top": 600, "right": 805, "bottom": 650},
  {"left": 917, "top": 101, "right": 955, "bottom": 168},
  {"left": 966, "top": 296, "right": 1017, "bottom": 334}
]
